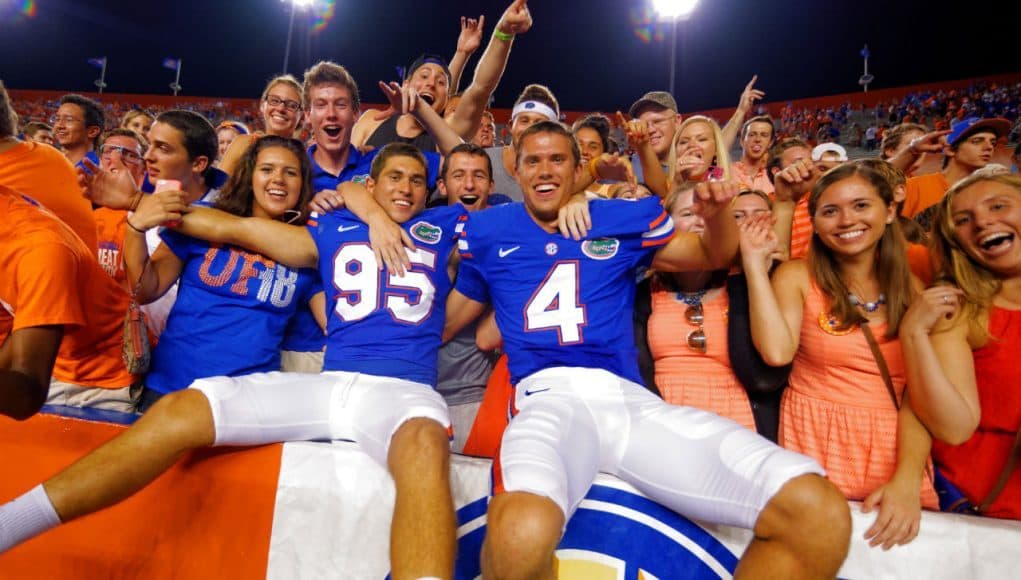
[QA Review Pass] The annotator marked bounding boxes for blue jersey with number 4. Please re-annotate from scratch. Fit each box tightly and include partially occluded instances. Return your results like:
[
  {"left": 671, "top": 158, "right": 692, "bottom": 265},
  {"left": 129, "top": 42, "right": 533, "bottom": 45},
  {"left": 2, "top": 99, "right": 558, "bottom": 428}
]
[
  {"left": 455, "top": 197, "right": 674, "bottom": 385},
  {"left": 307, "top": 205, "right": 466, "bottom": 385}
]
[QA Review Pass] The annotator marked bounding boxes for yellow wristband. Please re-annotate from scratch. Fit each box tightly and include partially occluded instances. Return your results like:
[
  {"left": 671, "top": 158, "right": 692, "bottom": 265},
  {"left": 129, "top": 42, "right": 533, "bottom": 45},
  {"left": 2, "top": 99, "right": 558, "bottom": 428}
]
[
  {"left": 493, "top": 29, "right": 514, "bottom": 42},
  {"left": 588, "top": 157, "right": 601, "bottom": 181}
]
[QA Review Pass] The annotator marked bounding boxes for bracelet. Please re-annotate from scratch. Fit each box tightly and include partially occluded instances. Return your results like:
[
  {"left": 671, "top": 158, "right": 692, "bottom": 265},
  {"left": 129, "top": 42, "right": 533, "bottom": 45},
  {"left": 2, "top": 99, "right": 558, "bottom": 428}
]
[
  {"left": 126, "top": 218, "right": 146, "bottom": 234},
  {"left": 493, "top": 29, "right": 514, "bottom": 42},
  {"left": 588, "top": 156, "right": 601, "bottom": 181}
]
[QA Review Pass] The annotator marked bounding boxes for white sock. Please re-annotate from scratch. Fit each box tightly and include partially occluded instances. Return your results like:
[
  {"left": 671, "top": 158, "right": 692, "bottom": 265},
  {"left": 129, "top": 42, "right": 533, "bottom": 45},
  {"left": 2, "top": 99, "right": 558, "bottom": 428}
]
[{"left": 0, "top": 485, "right": 61, "bottom": 553}]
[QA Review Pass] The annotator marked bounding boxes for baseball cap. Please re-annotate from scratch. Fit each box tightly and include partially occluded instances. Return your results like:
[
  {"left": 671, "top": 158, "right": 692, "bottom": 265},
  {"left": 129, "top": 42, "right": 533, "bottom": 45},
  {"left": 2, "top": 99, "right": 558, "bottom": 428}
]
[
  {"left": 946, "top": 117, "right": 1010, "bottom": 147},
  {"left": 811, "top": 143, "right": 848, "bottom": 162},
  {"left": 628, "top": 91, "right": 678, "bottom": 118}
]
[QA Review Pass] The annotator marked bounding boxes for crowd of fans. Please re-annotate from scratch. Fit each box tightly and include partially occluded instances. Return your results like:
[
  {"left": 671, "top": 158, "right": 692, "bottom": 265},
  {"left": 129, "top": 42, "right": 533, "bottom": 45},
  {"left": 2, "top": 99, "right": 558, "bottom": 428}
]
[{"left": 1, "top": 0, "right": 1019, "bottom": 575}]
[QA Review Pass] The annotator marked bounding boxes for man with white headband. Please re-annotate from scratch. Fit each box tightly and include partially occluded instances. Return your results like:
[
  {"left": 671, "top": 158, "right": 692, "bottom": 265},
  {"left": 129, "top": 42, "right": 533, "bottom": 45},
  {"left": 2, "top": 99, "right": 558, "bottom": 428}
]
[{"left": 485, "top": 84, "right": 561, "bottom": 202}]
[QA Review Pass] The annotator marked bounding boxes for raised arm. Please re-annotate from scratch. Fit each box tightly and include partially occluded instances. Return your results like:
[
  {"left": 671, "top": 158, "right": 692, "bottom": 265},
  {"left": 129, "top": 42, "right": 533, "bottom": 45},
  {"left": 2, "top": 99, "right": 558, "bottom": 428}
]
[
  {"left": 899, "top": 286, "right": 980, "bottom": 443},
  {"left": 173, "top": 206, "right": 318, "bottom": 269},
  {"left": 740, "top": 216, "right": 805, "bottom": 366},
  {"left": 886, "top": 129, "right": 951, "bottom": 173},
  {"left": 447, "top": 0, "right": 532, "bottom": 139},
  {"left": 448, "top": 15, "right": 484, "bottom": 93},
  {"left": 653, "top": 181, "right": 740, "bottom": 272},
  {"left": 123, "top": 191, "right": 187, "bottom": 304},
  {"left": 617, "top": 111, "right": 669, "bottom": 198},
  {"left": 721, "top": 76, "right": 764, "bottom": 154}
]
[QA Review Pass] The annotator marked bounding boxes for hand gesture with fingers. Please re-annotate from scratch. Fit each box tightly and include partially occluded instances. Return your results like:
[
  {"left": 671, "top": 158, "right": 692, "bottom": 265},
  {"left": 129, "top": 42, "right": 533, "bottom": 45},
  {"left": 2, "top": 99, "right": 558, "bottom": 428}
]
[
  {"left": 616, "top": 110, "right": 649, "bottom": 150},
  {"left": 773, "top": 159, "right": 815, "bottom": 203},
  {"left": 908, "top": 129, "right": 953, "bottom": 155},
  {"left": 593, "top": 153, "right": 637, "bottom": 187},
  {"left": 737, "top": 75, "right": 765, "bottom": 115},
  {"left": 497, "top": 0, "right": 532, "bottom": 36},
  {"left": 308, "top": 189, "right": 346, "bottom": 215},
  {"left": 79, "top": 157, "right": 143, "bottom": 210},
  {"left": 457, "top": 15, "right": 485, "bottom": 54},
  {"left": 691, "top": 180, "right": 739, "bottom": 221},
  {"left": 739, "top": 212, "right": 778, "bottom": 273}
]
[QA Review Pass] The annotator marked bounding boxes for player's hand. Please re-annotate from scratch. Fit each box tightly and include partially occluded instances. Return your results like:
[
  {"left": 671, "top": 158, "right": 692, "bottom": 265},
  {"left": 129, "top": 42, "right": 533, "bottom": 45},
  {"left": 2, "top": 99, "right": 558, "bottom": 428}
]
[
  {"left": 900, "top": 286, "right": 964, "bottom": 337},
  {"left": 862, "top": 476, "right": 922, "bottom": 550},
  {"left": 366, "top": 212, "right": 415, "bottom": 276},
  {"left": 773, "top": 158, "right": 816, "bottom": 203},
  {"left": 129, "top": 189, "right": 190, "bottom": 231},
  {"left": 737, "top": 75, "right": 765, "bottom": 115},
  {"left": 558, "top": 192, "right": 592, "bottom": 240},
  {"left": 497, "top": 0, "right": 532, "bottom": 37},
  {"left": 79, "top": 158, "right": 141, "bottom": 210},
  {"left": 738, "top": 212, "right": 778, "bottom": 274},
  {"left": 691, "top": 179, "right": 739, "bottom": 220},
  {"left": 456, "top": 15, "right": 485, "bottom": 54},
  {"left": 308, "top": 189, "right": 345, "bottom": 215}
]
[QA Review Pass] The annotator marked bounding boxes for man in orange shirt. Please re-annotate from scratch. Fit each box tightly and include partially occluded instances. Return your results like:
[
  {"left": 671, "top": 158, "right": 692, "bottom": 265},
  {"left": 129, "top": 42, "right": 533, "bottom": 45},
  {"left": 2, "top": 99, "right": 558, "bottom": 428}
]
[
  {"left": 0, "top": 185, "right": 136, "bottom": 417},
  {"left": 93, "top": 129, "right": 149, "bottom": 289},
  {"left": 0, "top": 81, "right": 98, "bottom": 252}
]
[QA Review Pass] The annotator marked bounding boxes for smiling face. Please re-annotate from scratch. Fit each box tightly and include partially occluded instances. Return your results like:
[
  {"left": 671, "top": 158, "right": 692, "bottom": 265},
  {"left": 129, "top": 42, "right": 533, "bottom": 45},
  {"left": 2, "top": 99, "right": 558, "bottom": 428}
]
[
  {"left": 53, "top": 102, "right": 94, "bottom": 150},
  {"left": 305, "top": 83, "right": 357, "bottom": 155},
  {"left": 636, "top": 107, "right": 679, "bottom": 159},
  {"left": 261, "top": 82, "right": 303, "bottom": 137},
  {"left": 250, "top": 146, "right": 303, "bottom": 220},
  {"left": 812, "top": 175, "right": 896, "bottom": 258},
  {"left": 574, "top": 126, "right": 605, "bottom": 166},
  {"left": 950, "top": 179, "right": 1021, "bottom": 276},
  {"left": 368, "top": 154, "right": 428, "bottom": 223},
  {"left": 669, "top": 188, "right": 705, "bottom": 234},
  {"left": 515, "top": 131, "right": 582, "bottom": 227},
  {"left": 676, "top": 120, "right": 718, "bottom": 179},
  {"left": 407, "top": 62, "right": 449, "bottom": 113},
  {"left": 217, "top": 126, "right": 241, "bottom": 158},
  {"left": 439, "top": 151, "right": 492, "bottom": 211}
]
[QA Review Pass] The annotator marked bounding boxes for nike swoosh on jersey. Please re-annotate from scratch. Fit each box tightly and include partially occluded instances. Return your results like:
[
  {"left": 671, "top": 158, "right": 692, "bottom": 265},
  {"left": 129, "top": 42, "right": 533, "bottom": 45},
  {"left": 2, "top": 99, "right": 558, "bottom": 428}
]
[
  {"left": 498, "top": 246, "right": 521, "bottom": 258},
  {"left": 523, "top": 387, "right": 550, "bottom": 396},
  {"left": 337, "top": 224, "right": 360, "bottom": 233}
]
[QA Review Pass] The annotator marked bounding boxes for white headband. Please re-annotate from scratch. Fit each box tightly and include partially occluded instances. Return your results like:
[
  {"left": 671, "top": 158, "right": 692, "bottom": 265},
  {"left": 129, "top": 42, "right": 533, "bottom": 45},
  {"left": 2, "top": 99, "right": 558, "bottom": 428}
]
[{"left": 511, "top": 100, "right": 558, "bottom": 123}]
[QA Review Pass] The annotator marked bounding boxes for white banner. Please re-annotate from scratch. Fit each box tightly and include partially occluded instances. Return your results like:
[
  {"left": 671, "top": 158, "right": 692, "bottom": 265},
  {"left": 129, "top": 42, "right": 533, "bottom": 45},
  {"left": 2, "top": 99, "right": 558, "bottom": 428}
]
[{"left": 268, "top": 441, "right": 1021, "bottom": 579}]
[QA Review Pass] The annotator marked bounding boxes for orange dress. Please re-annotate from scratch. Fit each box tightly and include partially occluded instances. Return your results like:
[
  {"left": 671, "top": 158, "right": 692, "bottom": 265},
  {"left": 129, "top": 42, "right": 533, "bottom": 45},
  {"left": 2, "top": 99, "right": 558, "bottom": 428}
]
[
  {"left": 783, "top": 283, "right": 938, "bottom": 506},
  {"left": 648, "top": 281, "right": 756, "bottom": 431}
]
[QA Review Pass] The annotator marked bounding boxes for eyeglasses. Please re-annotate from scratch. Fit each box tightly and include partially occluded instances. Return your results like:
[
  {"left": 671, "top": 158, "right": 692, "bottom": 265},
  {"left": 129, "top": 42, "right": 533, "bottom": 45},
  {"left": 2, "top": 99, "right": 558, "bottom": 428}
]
[
  {"left": 684, "top": 304, "right": 707, "bottom": 353},
  {"left": 265, "top": 95, "right": 301, "bottom": 112},
  {"left": 99, "top": 144, "right": 144, "bottom": 164},
  {"left": 50, "top": 115, "right": 82, "bottom": 126}
]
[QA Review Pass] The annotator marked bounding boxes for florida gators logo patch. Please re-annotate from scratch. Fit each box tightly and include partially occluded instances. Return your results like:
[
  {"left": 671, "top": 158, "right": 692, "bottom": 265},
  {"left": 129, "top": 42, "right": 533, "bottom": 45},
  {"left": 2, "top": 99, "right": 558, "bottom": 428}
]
[
  {"left": 410, "top": 221, "right": 442, "bottom": 244},
  {"left": 581, "top": 238, "right": 620, "bottom": 260}
]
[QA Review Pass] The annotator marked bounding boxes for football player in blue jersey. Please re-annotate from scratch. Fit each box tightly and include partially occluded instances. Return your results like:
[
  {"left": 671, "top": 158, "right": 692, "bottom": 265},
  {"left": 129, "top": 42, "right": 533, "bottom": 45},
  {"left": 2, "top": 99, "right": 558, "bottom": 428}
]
[
  {"left": 443, "top": 121, "right": 853, "bottom": 579},
  {"left": 0, "top": 143, "right": 464, "bottom": 579}
]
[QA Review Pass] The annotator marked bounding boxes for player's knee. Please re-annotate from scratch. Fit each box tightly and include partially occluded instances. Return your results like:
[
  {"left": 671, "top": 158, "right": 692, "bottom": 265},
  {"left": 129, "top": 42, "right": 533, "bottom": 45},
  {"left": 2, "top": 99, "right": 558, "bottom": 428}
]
[
  {"left": 757, "top": 474, "right": 850, "bottom": 544},
  {"left": 487, "top": 492, "right": 563, "bottom": 556},
  {"left": 389, "top": 417, "right": 450, "bottom": 476},
  {"left": 142, "top": 389, "right": 215, "bottom": 448}
]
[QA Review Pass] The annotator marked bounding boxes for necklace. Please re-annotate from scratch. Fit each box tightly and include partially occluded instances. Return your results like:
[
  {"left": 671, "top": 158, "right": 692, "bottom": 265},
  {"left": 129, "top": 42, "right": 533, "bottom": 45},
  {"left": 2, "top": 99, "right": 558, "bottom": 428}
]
[
  {"left": 676, "top": 288, "right": 708, "bottom": 308},
  {"left": 848, "top": 292, "right": 885, "bottom": 313}
]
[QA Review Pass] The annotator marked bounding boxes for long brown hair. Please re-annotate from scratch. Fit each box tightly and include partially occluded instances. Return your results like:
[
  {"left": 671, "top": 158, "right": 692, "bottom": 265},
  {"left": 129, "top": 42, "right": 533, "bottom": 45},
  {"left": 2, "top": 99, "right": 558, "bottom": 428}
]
[
  {"left": 933, "top": 173, "right": 1021, "bottom": 345},
  {"left": 214, "top": 135, "right": 313, "bottom": 224},
  {"left": 808, "top": 163, "right": 912, "bottom": 338}
]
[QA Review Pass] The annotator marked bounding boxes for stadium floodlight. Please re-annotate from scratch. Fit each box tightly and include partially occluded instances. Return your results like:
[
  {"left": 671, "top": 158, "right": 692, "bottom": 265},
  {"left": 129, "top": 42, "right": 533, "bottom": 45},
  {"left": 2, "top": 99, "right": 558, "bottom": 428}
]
[
  {"left": 652, "top": 0, "right": 699, "bottom": 21},
  {"left": 282, "top": 0, "right": 315, "bottom": 74},
  {"left": 651, "top": 0, "right": 700, "bottom": 97}
]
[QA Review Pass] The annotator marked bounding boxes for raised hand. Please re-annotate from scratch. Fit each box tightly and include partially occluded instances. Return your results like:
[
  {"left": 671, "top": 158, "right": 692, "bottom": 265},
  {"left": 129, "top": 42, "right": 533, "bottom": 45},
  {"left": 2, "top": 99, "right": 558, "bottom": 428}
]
[
  {"left": 593, "top": 152, "right": 637, "bottom": 187},
  {"left": 129, "top": 189, "right": 190, "bottom": 231},
  {"left": 79, "top": 157, "right": 142, "bottom": 210},
  {"left": 908, "top": 129, "right": 953, "bottom": 155},
  {"left": 675, "top": 143, "right": 706, "bottom": 180},
  {"left": 773, "top": 158, "right": 816, "bottom": 203},
  {"left": 691, "top": 180, "right": 739, "bottom": 220},
  {"left": 456, "top": 15, "right": 485, "bottom": 54},
  {"left": 616, "top": 110, "right": 649, "bottom": 150},
  {"left": 497, "top": 0, "right": 532, "bottom": 36},
  {"left": 737, "top": 75, "right": 765, "bottom": 115},
  {"left": 739, "top": 213, "right": 778, "bottom": 273},
  {"left": 900, "top": 286, "right": 965, "bottom": 337}
]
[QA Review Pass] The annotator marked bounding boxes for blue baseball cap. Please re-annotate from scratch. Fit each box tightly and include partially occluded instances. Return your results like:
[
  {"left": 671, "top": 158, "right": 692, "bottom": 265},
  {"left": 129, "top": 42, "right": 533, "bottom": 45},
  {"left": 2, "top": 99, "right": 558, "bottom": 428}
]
[{"left": 947, "top": 117, "right": 1010, "bottom": 147}]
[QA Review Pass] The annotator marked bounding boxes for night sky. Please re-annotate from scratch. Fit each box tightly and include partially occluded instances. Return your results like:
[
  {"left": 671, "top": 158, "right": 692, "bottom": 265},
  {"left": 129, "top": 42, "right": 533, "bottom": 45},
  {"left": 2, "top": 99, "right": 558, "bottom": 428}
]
[{"left": 1, "top": 0, "right": 1016, "bottom": 113}]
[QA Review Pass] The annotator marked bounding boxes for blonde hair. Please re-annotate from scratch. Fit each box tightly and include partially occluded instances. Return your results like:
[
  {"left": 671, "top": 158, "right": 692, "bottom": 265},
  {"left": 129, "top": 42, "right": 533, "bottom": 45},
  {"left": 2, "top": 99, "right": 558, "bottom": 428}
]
[
  {"left": 671, "top": 115, "right": 732, "bottom": 185},
  {"left": 933, "top": 173, "right": 1021, "bottom": 345}
]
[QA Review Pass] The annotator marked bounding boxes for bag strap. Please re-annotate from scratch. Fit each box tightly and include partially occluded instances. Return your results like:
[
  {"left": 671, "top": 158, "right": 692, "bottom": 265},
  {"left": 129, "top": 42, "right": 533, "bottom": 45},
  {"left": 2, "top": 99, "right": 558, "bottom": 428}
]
[
  {"left": 860, "top": 321, "right": 899, "bottom": 410},
  {"left": 976, "top": 428, "right": 1021, "bottom": 513}
]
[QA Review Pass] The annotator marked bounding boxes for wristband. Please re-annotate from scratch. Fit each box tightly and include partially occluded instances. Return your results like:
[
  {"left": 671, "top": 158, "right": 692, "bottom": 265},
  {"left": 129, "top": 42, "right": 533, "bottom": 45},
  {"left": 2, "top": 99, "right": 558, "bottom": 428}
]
[
  {"left": 588, "top": 157, "right": 601, "bottom": 181},
  {"left": 493, "top": 29, "right": 514, "bottom": 42}
]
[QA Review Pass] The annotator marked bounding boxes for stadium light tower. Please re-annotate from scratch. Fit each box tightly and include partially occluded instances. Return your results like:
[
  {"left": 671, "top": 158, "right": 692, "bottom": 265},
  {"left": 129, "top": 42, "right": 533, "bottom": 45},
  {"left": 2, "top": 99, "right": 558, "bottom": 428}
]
[
  {"left": 283, "top": 0, "right": 314, "bottom": 74},
  {"left": 653, "top": 0, "right": 700, "bottom": 97}
]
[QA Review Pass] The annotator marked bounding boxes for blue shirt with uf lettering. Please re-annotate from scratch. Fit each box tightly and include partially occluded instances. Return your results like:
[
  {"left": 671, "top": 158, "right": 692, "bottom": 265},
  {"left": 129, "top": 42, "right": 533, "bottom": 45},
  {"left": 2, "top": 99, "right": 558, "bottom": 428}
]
[
  {"left": 455, "top": 197, "right": 674, "bottom": 385},
  {"left": 308, "top": 204, "right": 466, "bottom": 386},
  {"left": 146, "top": 230, "right": 318, "bottom": 394}
]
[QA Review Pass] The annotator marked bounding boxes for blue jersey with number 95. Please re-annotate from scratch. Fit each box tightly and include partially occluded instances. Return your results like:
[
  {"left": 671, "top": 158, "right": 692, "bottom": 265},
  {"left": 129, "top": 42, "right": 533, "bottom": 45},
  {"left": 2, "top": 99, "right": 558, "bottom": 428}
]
[
  {"left": 307, "top": 204, "right": 466, "bottom": 385},
  {"left": 455, "top": 197, "right": 674, "bottom": 385}
]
